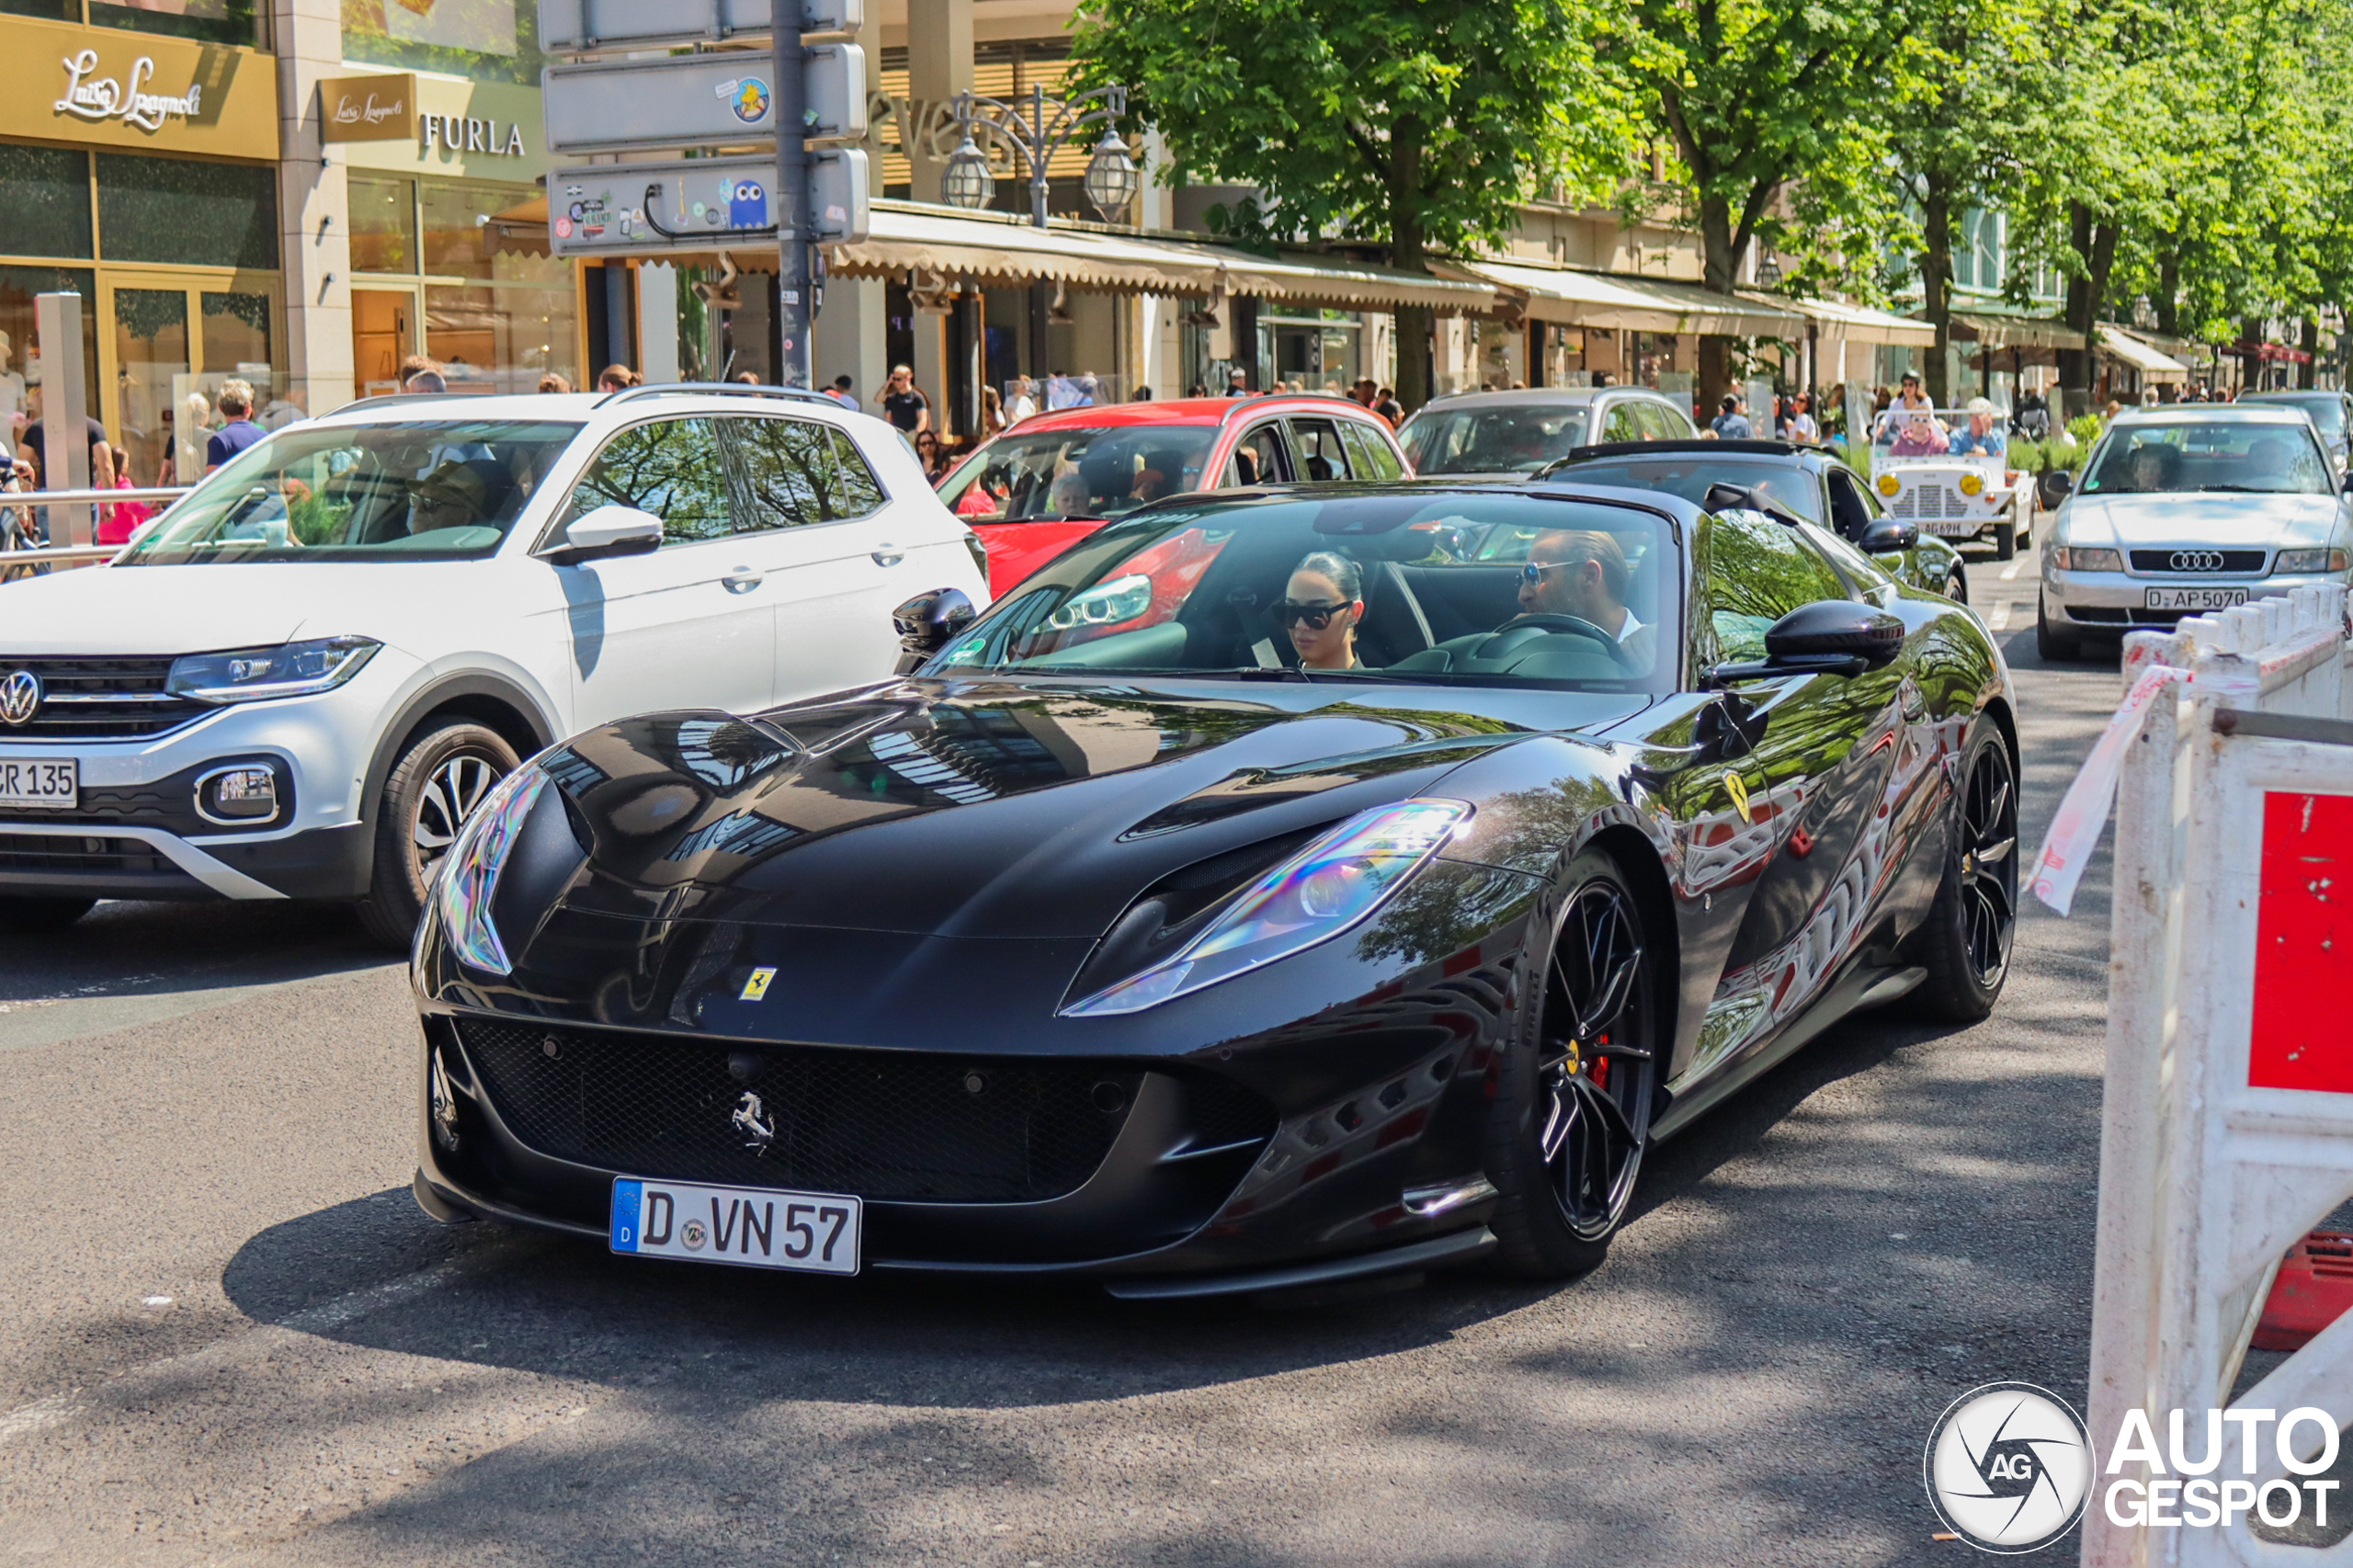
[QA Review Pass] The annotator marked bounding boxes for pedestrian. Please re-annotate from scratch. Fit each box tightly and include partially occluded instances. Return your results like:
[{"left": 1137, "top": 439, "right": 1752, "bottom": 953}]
[
  {"left": 1006, "top": 376, "right": 1038, "bottom": 423},
  {"left": 537, "top": 372, "right": 572, "bottom": 394},
  {"left": 1188, "top": 382, "right": 1208, "bottom": 399},
  {"left": 914, "top": 429, "right": 950, "bottom": 482},
  {"left": 1711, "top": 394, "right": 1753, "bottom": 440},
  {"left": 1788, "top": 392, "right": 1820, "bottom": 442},
  {"left": 402, "top": 362, "right": 448, "bottom": 394},
  {"left": 733, "top": 371, "right": 761, "bottom": 385},
  {"left": 18, "top": 403, "right": 113, "bottom": 499},
  {"left": 597, "top": 364, "right": 636, "bottom": 393},
  {"left": 100, "top": 451, "right": 151, "bottom": 546},
  {"left": 1373, "top": 387, "right": 1404, "bottom": 427},
  {"left": 824, "top": 374, "right": 860, "bottom": 413},
  {"left": 1129, "top": 385, "right": 1153, "bottom": 402},
  {"left": 1349, "top": 376, "right": 1379, "bottom": 409},
  {"left": 205, "top": 380, "right": 265, "bottom": 472},
  {"left": 980, "top": 385, "right": 1006, "bottom": 438},
  {"left": 1224, "top": 367, "right": 1250, "bottom": 397},
  {"left": 881, "top": 365, "right": 931, "bottom": 434}
]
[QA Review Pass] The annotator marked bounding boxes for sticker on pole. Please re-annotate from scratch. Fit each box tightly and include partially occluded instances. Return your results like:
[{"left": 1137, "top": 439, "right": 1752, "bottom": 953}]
[
  {"left": 1922, "top": 1382, "right": 2094, "bottom": 1553},
  {"left": 2251, "top": 790, "right": 2353, "bottom": 1093}
]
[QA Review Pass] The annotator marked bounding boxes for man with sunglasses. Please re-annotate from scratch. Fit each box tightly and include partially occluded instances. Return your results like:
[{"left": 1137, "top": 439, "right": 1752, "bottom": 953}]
[{"left": 1516, "top": 529, "right": 1653, "bottom": 670}]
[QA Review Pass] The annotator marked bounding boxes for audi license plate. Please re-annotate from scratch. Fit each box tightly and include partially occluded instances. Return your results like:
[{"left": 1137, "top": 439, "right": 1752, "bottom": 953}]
[
  {"left": 2146, "top": 587, "right": 2248, "bottom": 611},
  {"left": 610, "top": 1176, "right": 861, "bottom": 1276},
  {"left": 0, "top": 756, "right": 75, "bottom": 809}
]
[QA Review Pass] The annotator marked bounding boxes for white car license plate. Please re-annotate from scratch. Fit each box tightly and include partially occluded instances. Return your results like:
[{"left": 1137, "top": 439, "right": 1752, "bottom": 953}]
[
  {"left": 0, "top": 756, "right": 76, "bottom": 809},
  {"left": 2146, "top": 587, "right": 2248, "bottom": 611},
  {"left": 1927, "top": 520, "right": 1980, "bottom": 538},
  {"left": 610, "top": 1176, "right": 860, "bottom": 1276}
]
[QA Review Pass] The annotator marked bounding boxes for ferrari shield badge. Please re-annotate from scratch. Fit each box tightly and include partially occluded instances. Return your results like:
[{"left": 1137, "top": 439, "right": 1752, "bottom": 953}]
[
  {"left": 740, "top": 967, "right": 777, "bottom": 1002},
  {"left": 1723, "top": 771, "right": 1753, "bottom": 824}
]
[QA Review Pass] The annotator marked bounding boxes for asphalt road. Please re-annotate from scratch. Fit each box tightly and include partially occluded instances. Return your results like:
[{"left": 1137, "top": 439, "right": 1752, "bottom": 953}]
[{"left": 0, "top": 541, "right": 2149, "bottom": 1567}]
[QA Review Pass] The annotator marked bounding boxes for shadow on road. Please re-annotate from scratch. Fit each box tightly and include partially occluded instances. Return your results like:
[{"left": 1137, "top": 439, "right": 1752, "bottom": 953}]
[{"left": 0, "top": 897, "right": 392, "bottom": 1007}]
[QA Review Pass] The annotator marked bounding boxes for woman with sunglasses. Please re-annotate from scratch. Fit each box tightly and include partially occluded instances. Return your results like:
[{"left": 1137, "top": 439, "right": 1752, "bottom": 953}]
[{"left": 1280, "top": 551, "right": 1365, "bottom": 670}]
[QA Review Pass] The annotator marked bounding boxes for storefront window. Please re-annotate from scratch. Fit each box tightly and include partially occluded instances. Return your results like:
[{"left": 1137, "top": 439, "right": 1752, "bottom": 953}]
[
  {"left": 419, "top": 181, "right": 498, "bottom": 279},
  {"left": 0, "top": 145, "right": 95, "bottom": 261},
  {"left": 90, "top": 0, "right": 265, "bottom": 49},
  {"left": 112, "top": 286, "right": 185, "bottom": 489},
  {"left": 425, "top": 276, "right": 575, "bottom": 394},
  {"left": 342, "top": 0, "right": 547, "bottom": 87},
  {"left": 347, "top": 176, "right": 416, "bottom": 273},
  {"left": 96, "top": 154, "right": 277, "bottom": 270},
  {"left": 0, "top": 267, "right": 98, "bottom": 435},
  {"left": 0, "top": 0, "right": 77, "bottom": 20}
]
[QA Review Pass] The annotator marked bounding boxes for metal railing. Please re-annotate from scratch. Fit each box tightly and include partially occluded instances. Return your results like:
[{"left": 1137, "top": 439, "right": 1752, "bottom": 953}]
[{"left": 1, "top": 486, "right": 192, "bottom": 569}]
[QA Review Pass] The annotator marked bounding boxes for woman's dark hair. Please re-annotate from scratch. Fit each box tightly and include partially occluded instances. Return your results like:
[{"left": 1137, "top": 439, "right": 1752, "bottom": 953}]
[{"left": 1291, "top": 550, "right": 1362, "bottom": 603}]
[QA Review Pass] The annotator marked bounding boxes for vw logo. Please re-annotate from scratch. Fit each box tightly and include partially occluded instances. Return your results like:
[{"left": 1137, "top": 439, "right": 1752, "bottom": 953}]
[
  {"left": 2168, "top": 550, "right": 2227, "bottom": 573},
  {"left": 0, "top": 669, "right": 40, "bottom": 727}
]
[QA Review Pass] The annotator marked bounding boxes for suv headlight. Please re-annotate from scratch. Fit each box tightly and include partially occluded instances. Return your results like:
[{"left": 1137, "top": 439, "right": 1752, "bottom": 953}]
[
  {"left": 2050, "top": 546, "right": 2123, "bottom": 573},
  {"left": 1062, "top": 799, "right": 1472, "bottom": 1017},
  {"left": 431, "top": 763, "right": 547, "bottom": 974},
  {"left": 2275, "top": 548, "right": 2348, "bottom": 574},
  {"left": 166, "top": 636, "right": 380, "bottom": 702}
]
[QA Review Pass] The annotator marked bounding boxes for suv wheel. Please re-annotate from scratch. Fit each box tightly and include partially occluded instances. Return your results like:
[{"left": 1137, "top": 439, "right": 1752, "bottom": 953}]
[
  {"left": 0, "top": 896, "right": 95, "bottom": 934},
  {"left": 355, "top": 721, "right": 519, "bottom": 949}
]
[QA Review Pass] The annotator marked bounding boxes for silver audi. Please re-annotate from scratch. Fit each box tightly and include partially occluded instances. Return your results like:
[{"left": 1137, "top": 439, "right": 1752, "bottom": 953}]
[{"left": 2037, "top": 404, "right": 2352, "bottom": 659}]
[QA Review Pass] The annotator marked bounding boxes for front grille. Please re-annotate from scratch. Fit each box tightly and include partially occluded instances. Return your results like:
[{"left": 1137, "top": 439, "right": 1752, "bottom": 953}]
[
  {"left": 1892, "top": 483, "right": 1968, "bottom": 520},
  {"left": 459, "top": 1018, "right": 1163, "bottom": 1202},
  {"left": 2128, "top": 550, "right": 2267, "bottom": 574},
  {"left": 0, "top": 831, "right": 176, "bottom": 873},
  {"left": 0, "top": 657, "right": 210, "bottom": 740}
]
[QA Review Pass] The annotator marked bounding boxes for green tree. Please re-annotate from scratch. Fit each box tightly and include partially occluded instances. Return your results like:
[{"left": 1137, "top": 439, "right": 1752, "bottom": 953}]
[
  {"left": 1070, "top": 0, "right": 1635, "bottom": 409},
  {"left": 1613, "top": 0, "right": 1913, "bottom": 406}
]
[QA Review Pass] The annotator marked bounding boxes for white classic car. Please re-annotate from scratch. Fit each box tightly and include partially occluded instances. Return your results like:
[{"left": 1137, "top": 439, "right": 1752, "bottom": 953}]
[{"left": 1868, "top": 401, "right": 2030, "bottom": 559}]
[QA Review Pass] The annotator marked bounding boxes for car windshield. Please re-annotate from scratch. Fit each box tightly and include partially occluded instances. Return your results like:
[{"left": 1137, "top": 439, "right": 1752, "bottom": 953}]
[
  {"left": 2078, "top": 421, "right": 2334, "bottom": 497},
  {"left": 1544, "top": 456, "right": 1825, "bottom": 526},
  {"left": 938, "top": 425, "right": 1221, "bottom": 522},
  {"left": 114, "top": 420, "right": 583, "bottom": 565},
  {"left": 2244, "top": 393, "right": 2346, "bottom": 441},
  {"left": 1402, "top": 405, "right": 1589, "bottom": 474},
  {"left": 930, "top": 490, "right": 1681, "bottom": 691}
]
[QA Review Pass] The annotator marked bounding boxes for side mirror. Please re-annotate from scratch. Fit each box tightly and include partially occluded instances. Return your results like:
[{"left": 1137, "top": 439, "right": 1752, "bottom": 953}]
[
  {"left": 544, "top": 505, "right": 663, "bottom": 565},
  {"left": 1708, "top": 600, "right": 1905, "bottom": 686},
  {"left": 2037, "top": 469, "right": 2075, "bottom": 509},
  {"left": 1859, "top": 519, "right": 1920, "bottom": 552},
  {"left": 892, "top": 586, "right": 979, "bottom": 673}
]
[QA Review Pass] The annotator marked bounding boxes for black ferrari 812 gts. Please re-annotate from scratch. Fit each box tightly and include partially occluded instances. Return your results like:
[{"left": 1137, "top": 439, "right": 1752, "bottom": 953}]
[{"left": 411, "top": 481, "right": 2018, "bottom": 1297}]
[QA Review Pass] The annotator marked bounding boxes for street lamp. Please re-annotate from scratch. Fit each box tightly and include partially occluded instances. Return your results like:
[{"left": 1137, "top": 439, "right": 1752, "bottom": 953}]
[{"left": 947, "top": 82, "right": 1132, "bottom": 229}]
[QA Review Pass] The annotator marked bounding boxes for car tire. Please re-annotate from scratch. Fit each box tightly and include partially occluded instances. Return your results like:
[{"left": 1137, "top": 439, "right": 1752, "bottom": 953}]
[
  {"left": 354, "top": 720, "right": 520, "bottom": 950},
  {"left": 1993, "top": 517, "right": 2018, "bottom": 561},
  {"left": 1485, "top": 849, "right": 1661, "bottom": 1279},
  {"left": 2036, "top": 594, "right": 2081, "bottom": 662},
  {"left": 1945, "top": 565, "right": 1969, "bottom": 605},
  {"left": 0, "top": 896, "right": 95, "bottom": 934},
  {"left": 1904, "top": 717, "right": 2018, "bottom": 1023}
]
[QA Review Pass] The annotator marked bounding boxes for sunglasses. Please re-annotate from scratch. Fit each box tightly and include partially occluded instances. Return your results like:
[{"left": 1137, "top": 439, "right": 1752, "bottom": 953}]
[
  {"left": 1278, "top": 599, "right": 1350, "bottom": 630},
  {"left": 1519, "top": 562, "right": 1575, "bottom": 585}
]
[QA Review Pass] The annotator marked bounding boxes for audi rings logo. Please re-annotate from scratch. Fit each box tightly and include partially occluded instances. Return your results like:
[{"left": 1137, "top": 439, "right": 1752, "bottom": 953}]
[
  {"left": 1925, "top": 1382, "right": 2095, "bottom": 1553},
  {"left": 2169, "top": 550, "right": 2227, "bottom": 573},
  {"left": 0, "top": 669, "right": 40, "bottom": 727}
]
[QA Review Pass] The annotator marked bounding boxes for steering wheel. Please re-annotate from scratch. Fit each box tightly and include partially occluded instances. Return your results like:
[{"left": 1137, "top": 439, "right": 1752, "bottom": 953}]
[{"left": 1492, "top": 612, "right": 1641, "bottom": 670}]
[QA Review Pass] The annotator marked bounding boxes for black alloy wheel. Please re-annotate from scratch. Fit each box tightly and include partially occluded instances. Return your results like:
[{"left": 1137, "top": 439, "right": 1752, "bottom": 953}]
[
  {"left": 1488, "top": 850, "right": 1660, "bottom": 1277},
  {"left": 1908, "top": 718, "right": 2019, "bottom": 1021},
  {"left": 355, "top": 719, "right": 520, "bottom": 949}
]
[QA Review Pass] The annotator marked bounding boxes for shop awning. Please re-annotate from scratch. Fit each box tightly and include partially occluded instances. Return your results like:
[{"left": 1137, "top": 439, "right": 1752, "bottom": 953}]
[
  {"left": 2097, "top": 324, "right": 2190, "bottom": 380},
  {"left": 1436, "top": 257, "right": 1804, "bottom": 336},
  {"left": 824, "top": 201, "right": 1495, "bottom": 312},
  {"left": 1749, "top": 294, "right": 1937, "bottom": 347},
  {"left": 1952, "top": 310, "right": 2081, "bottom": 351}
]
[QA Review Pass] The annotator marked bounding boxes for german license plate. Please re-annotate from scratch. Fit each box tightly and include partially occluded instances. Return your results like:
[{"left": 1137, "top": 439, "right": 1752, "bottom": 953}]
[
  {"left": 610, "top": 1176, "right": 861, "bottom": 1276},
  {"left": 1927, "top": 520, "right": 1980, "bottom": 538},
  {"left": 2146, "top": 587, "right": 2247, "bottom": 611},
  {"left": 0, "top": 756, "right": 75, "bottom": 809}
]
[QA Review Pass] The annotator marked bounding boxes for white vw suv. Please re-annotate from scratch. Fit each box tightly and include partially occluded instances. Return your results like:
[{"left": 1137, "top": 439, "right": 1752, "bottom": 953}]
[{"left": 0, "top": 384, "right": 987, "bottom": 943}]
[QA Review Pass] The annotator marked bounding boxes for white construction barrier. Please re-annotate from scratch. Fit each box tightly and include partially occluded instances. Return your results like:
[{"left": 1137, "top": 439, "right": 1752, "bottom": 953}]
[{"left": 2031, "top": 585, "right": 2353, "bottom": 1566}]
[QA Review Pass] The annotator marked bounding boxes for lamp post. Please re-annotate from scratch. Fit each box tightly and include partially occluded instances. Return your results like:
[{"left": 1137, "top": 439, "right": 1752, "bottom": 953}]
[{"left": 941, "top": 82, "right": 1136, "bottom": 228}]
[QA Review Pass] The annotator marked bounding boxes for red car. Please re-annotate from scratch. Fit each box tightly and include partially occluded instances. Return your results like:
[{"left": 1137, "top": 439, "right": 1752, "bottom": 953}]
[{"left": 936, "top": 395, "right": 1412, "bottom": 595}]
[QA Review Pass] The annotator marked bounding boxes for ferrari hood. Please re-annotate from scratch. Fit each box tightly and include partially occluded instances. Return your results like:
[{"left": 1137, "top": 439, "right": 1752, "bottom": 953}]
[{"left": 538, "top": 677, "right": 1649, "bottom": 937}]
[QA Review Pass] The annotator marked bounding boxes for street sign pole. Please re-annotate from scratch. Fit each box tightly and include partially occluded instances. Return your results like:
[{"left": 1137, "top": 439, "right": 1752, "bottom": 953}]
[{"left": 774, "top": 19, "right": 812, "bottom": 388}]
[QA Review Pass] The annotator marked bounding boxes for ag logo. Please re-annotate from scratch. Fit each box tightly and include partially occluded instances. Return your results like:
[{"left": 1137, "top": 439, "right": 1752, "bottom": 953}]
[{"left": 1924, "top": 1382, "right": 2094, "bottom": 1553}]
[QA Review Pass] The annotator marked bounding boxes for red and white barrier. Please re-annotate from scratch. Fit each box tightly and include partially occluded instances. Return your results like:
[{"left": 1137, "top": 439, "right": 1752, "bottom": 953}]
[{"left": 2042, "top": 586, "right": 2353, "bottom": 1566}]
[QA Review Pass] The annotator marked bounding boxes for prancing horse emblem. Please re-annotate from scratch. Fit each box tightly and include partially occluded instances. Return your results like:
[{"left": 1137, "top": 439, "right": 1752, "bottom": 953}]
[
  {"left": 731, "top": 1090, "right": 775, "bottom": 1153},
  {"left": 0, "top": 670, "right": 40, "bottom": 727}
]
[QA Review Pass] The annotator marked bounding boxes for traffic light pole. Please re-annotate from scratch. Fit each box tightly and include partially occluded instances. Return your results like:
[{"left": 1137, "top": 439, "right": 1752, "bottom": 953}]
[{"left": 774, "top": 17, "right": 813, "bottom": 388}]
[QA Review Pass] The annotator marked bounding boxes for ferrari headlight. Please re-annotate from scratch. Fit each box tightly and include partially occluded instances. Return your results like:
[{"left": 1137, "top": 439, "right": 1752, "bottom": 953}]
[
  {"left": 1959, "top": 472, "right": 1985, "bottom": 496},
  {"left": 430, "top": 764, "right": 548, "bottom": 974},
  {"left": 1876, "top": 473, "right": 1900, "bottom": 496},
  {"left": 2275, "top": 548, "right": 2349, "bottom": 574},
  {"left": 1061, "top": 798, "right": 1472, "bottom": 1017},
  {"left": 166, "top": 636, "right": 380, "bottom": 702}
]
